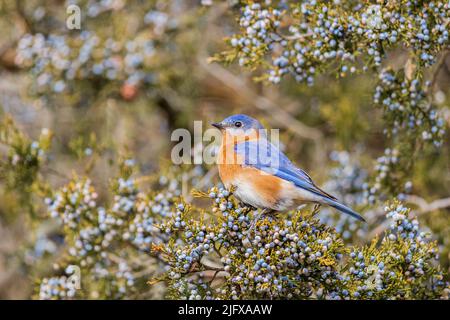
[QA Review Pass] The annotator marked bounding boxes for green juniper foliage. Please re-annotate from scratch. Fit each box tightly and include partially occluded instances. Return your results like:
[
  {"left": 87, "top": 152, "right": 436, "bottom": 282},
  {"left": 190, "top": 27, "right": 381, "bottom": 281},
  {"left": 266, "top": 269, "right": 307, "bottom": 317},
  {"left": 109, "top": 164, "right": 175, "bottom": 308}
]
[{"left": 14, "top": 0, "right": 204, "bottom": 104}]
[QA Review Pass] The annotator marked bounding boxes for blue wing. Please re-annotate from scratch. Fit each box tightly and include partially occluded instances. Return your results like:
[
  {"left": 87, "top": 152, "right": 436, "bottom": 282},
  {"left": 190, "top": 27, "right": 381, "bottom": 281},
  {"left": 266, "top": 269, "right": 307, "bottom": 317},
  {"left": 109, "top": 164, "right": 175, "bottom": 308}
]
[
  {"left": 235, "top": 140, "right": 365, "bottom": 222},
  {"left": 235, "top": 140, "right": 334, "bottom": 199}
]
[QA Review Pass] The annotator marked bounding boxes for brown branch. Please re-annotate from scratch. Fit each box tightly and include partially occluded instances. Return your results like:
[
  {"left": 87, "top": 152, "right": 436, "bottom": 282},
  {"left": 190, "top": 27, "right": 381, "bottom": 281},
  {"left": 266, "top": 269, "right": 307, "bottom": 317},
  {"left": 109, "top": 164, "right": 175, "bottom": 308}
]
[
  {"left": 41, "top": 166, "right": 71, "bottom": 181},
  {"left": 15, "top": 0, "right": 33, "bottom": 33},
  {"left": 195, "top": 166, "right": 218, "bottom": 191},
  {"left": 429, "top": 49, "right": 450, "bottom": 94}
]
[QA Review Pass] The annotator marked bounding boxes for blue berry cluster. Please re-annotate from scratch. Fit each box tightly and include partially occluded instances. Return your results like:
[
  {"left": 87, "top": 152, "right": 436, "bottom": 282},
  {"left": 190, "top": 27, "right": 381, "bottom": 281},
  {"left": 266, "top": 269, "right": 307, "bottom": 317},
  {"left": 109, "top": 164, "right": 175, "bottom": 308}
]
[
  {"left": 14, "top": 0, "right": 202, "bottom": 99},
  {"left": 319, "top": 151, "right": 368, "bottom": 241},
  {"left": 42, "top": 175, "right": 141, "bottom": 298},
  {"left": 159, "top": 186, "right": 349, "bottom": 299},
  {"left": 156, "top": 188, "right": 450, "bottom": 300},
  {"left": 230, "top": 3, "right": 282, "bottom": 73}
]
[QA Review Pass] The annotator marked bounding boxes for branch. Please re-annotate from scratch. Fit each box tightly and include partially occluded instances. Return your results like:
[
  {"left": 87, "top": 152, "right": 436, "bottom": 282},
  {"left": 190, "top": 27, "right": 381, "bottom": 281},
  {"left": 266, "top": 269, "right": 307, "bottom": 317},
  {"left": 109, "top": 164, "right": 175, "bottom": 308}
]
[
  {"left": 196, "top": 3, "right": 323, "bottom": 142},
  {"left": 197, "top": 59, "right": 323, "bottom": 141},
  {"left": 368, "top": 196, "right": 450, "bottom": 238}
]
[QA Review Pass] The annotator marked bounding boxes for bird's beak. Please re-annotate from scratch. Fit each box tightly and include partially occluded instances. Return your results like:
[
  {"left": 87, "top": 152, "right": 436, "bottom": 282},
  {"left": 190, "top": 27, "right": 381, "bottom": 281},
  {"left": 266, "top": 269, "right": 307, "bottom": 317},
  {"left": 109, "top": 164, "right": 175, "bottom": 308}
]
[{"left": 211, "top": 122, "right": 224, "bottom": 130}]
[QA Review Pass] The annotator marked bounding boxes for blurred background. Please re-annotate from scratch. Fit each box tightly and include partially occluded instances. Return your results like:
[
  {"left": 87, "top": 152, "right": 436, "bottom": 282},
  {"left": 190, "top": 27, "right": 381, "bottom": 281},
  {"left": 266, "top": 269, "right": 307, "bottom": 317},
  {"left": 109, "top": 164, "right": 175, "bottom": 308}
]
[{"left": 0, "top": 0, "right": 449, "bottom": 298}]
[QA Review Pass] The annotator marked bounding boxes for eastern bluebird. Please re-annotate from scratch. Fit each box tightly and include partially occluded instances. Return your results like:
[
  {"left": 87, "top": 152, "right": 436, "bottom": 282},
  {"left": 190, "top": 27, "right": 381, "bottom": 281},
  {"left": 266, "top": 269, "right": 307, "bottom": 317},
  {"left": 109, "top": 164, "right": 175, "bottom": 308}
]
[{"left": 212, "top": 114, "right": 365, "bottom": 223}]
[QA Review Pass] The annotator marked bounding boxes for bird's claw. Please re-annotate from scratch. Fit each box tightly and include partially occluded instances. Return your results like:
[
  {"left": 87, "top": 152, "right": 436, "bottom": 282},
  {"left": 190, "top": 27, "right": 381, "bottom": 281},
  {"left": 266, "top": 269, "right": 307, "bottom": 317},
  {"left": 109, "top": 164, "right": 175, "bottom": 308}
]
[{"left": 312, "top": 203, "right": 321, "bottom": 215}]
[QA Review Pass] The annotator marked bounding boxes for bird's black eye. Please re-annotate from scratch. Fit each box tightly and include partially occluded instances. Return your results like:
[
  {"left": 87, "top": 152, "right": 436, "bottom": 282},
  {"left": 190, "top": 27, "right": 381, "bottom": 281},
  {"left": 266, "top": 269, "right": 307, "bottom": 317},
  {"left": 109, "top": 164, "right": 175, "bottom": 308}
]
[{"left": 234, "top": 121, "right": 243, "bottom": 128}]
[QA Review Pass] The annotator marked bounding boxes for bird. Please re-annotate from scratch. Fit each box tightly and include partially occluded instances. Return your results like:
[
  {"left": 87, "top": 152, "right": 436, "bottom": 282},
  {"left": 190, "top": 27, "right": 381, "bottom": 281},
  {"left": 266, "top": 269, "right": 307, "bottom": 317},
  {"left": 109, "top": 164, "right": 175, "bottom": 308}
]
[{"left": 212, "top": 114, "right": 365, "bottom": 225}]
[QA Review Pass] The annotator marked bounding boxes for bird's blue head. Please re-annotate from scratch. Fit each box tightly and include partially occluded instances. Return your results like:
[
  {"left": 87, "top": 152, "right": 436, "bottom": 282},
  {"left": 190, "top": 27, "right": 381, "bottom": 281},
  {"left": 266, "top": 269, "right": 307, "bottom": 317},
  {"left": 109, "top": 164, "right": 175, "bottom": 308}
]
[{"left": 212, "top": 114, "right": 264, "bottom": 135}]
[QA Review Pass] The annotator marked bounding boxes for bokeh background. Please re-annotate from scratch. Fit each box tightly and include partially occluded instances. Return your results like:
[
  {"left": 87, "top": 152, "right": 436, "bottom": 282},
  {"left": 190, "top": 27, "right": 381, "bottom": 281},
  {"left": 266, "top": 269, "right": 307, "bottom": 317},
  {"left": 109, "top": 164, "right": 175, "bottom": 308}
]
[{"left": 0, "top": 0, "right": 449, "bottom": 298}]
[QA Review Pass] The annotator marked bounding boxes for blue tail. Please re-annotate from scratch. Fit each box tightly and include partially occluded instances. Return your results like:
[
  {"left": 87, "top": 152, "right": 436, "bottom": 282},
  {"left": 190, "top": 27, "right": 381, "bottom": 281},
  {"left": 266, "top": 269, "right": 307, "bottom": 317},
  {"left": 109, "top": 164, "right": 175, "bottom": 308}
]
[{"left": 323, "top": 198, "right": 366, "bottom": 222}]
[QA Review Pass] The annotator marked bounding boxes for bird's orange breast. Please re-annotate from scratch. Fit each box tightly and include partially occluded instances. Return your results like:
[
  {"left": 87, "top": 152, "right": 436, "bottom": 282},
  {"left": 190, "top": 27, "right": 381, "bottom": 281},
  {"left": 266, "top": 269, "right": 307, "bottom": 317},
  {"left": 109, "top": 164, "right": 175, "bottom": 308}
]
[{"left": 217, "top": 137, "right": 283, "bottom": 208}]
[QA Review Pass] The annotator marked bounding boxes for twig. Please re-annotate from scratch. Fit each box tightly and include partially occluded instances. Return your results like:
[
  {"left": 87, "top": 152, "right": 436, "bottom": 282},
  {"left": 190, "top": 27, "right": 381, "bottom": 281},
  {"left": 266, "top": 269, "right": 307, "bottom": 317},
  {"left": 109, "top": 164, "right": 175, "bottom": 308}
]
[
  {"left": 213, "top": 242, "right": 223, "bottom": 259},
  {"left": 15, "top": 0, "right": 33, "bottom": 33},
  {"left": 405, "top": 195, "right": 450, "bottom": 215},
  {"left": 208, "top": 270, "right": 221, "bottom": 284},
  {"left": 42, "top": 166, "right": 71, "bottom": 181},
  {"left": 133, "top": 267, "right": 157, "bottom": 278},
  {"left": 134, "top": 175, "right": 157, "bottom": 185},
  {"left": 197, "top": 3, "right": 323, "bottom": 142}
]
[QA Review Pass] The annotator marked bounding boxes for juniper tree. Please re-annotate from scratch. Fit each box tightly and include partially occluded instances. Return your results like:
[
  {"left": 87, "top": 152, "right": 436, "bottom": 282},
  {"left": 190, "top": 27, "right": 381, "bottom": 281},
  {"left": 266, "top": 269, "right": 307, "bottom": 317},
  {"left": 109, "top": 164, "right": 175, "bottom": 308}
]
[{"left": 0, "top": 0, "right": 449, "bottom": 300}]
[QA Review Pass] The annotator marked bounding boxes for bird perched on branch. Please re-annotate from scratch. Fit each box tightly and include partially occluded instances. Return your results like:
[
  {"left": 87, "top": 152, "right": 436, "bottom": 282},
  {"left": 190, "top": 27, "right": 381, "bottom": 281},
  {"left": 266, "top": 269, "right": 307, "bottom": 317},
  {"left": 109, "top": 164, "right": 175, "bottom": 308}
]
[{"left": 212, "top": 114, "right": 365, "bottom": 226}]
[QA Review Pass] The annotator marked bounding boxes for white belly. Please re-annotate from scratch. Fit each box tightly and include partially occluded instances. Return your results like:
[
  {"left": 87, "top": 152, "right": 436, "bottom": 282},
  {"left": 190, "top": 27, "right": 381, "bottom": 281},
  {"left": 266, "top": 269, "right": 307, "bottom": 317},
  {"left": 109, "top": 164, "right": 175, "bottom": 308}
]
[
  {"left": 231, "top": 178, "right": 322, "bottom": 211},
  {"left": 231, "top": 178, "right": 274, "bottom": 209}
]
